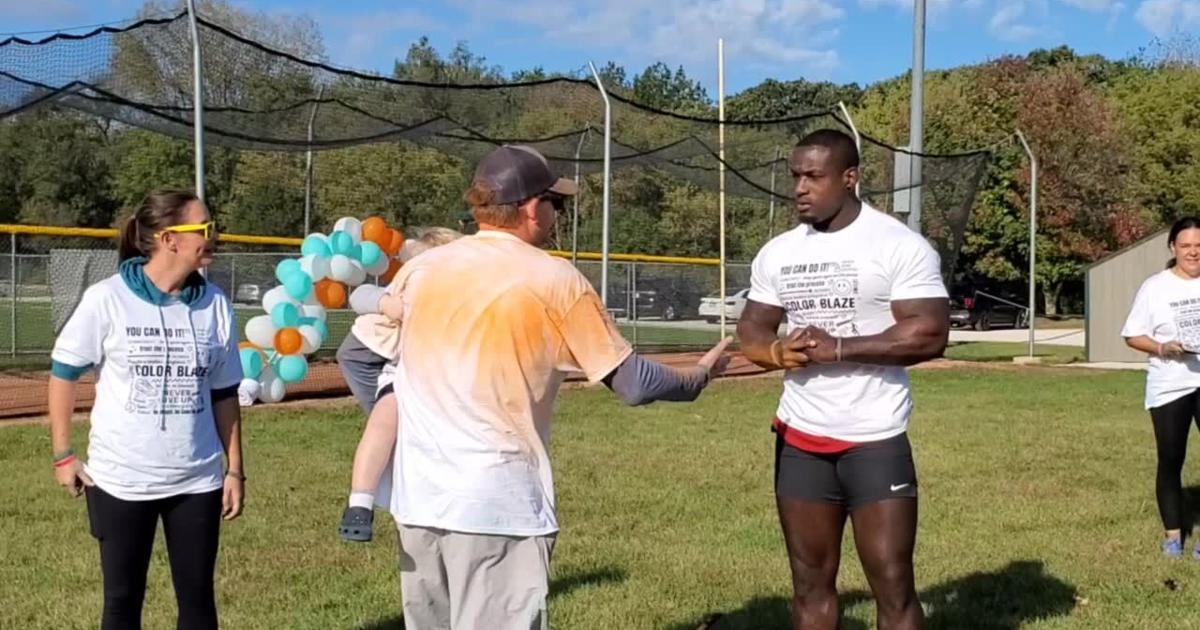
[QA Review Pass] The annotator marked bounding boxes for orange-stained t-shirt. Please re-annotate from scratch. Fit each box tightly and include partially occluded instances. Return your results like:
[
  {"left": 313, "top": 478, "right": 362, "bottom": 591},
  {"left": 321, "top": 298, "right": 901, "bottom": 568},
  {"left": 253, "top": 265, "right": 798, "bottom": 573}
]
[{"left": 383, "top": 229, "right": 632, "bottom": 536}]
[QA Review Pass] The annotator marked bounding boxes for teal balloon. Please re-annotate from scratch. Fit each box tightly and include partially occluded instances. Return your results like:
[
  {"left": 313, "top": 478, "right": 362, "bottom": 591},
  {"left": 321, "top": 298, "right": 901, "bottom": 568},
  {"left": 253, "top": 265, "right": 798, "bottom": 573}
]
[
  {"left": 299, "top": 316, "right": 329, "bottom": 343},
  {"left": 351, "top": 243, "right": 364, "bottom": 261},
  {"left": 271, "top": 302, "right": 300, "bottom": 328},
  {"left": 239, "top": 348, "right": 263, "bottom": 379},
  {"left": 282, "top": 270, "right": 313, "bottom": 301},
  {"left": 275, "top": 259, "right": 301, "bottom": 284},
  {"left": 276, "top": 355, "right": 309, "bottom": 384},
  {"left": 330, "top": 231, "right": 354, "bottom": 256},
  {"left": 358, "top": 241, "right": 383, "bottom": 267},
  {"left": 301, "top": 234, "right": 331, "bottom": 258}
]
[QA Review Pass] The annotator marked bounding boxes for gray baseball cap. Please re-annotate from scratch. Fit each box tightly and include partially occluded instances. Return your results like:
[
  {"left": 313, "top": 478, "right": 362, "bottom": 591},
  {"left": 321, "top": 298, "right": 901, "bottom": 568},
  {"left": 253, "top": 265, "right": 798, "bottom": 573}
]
[{"left": 472, "top": 145, "right": 579, "bottom": 205}]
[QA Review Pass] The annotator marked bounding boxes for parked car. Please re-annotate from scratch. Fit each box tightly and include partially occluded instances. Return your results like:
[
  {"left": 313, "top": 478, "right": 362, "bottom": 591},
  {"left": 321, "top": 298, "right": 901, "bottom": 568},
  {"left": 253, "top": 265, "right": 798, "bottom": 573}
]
[
  {"left": 699, "top": 287, "right": 750, "bottom": 324},
  {"left": 950, "top": 292, "right": 1029, "bottom": 330},
  {"left": 609, "top": 277, "right": 704, "bottom": 321},
  {"left": 234, "top": 283, "right": 263, "bottom": 305}
]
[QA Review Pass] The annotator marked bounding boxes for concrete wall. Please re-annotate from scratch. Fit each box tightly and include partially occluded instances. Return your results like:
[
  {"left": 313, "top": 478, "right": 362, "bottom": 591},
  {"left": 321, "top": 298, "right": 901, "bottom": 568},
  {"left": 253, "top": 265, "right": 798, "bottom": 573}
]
[{"left": 1085, "top": 229, "right": 1169, "bottom": 363}]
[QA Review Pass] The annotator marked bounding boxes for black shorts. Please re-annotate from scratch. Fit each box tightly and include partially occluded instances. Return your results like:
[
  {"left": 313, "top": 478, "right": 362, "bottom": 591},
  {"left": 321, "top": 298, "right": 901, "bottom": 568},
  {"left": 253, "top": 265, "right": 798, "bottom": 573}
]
[
  {"left": 774, "top": 431, "right": 918, "bottom": 510},
  {"left": 376, "top": 383, "right": 394, "bottom": 401}
]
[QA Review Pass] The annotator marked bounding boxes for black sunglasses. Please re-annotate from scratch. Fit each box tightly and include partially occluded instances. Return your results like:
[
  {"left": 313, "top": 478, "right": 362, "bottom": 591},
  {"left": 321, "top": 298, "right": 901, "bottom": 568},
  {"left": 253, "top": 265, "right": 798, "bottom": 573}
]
[{"left": 539, "top": 194, "right": 566, "bottom": 213}]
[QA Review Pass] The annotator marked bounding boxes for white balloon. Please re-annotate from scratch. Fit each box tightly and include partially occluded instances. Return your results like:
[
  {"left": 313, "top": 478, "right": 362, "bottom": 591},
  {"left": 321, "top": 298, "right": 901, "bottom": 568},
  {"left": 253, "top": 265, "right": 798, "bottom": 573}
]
[
  {"left": 237, "top": 378, "right": 260, "bottom": 407},
  {"left": 334, "top": 217, "right": 363, "bottom": 244},
  {"left": 245, "top": 315, "right": 277, "bottom": 349},
  {"left": 329, "top": 254, "right": 355, "bottom": 283},
  {"left": 300, "top": 304, "right": 326, "bottom": 321},
  {"left": 258, "top": 368, "right": 286, "bottom": 404},
  {"left": 299, "top": 254, "right": 330, "bottom": 283},
  {"left": 262, "top": 285, "right": 298, "bottom": 315},
  {"left": 348, "top": 260, "right": 367, "bottom": 287},
  {"left": 298, "top": 325, "right": 322, "bottom": 354},
  {"left": 366, "top": 254, "right": 390, "bottom": 276}
]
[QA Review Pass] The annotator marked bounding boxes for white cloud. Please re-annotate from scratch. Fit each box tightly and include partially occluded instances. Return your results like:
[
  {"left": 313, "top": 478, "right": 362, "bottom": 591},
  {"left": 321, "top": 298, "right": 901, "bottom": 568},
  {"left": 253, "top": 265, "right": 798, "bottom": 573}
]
[
  {"left": 988, "top": 0, "right": 1050, "bottom": 41},
  {"left": 446, "top": 0, "right": 844, "bottom": 76},
  {"left": 1058, "top": 0, "right": 1119, "bottom": 9},
  {"left": 1135, "top": 0, "right": 1200, "bottom": 36},
  {"left": 857, "top": 0, "right": 961, "bottom": 21},
  {"left": 321, "top": 9, "right": 444, "bottom": 67}
]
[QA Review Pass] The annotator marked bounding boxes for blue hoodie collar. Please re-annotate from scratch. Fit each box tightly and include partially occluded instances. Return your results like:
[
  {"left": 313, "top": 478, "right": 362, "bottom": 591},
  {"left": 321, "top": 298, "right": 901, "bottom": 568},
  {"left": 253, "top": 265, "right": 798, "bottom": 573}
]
[{"left": 119, "top": 257, "right": 207, "bottom": 307}]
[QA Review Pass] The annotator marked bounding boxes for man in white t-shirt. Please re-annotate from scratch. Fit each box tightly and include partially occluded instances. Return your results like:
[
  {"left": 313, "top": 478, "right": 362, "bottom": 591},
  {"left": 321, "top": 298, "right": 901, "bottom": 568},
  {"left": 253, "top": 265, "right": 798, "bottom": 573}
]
[{"left": 737, "top": 129, "right": 949, "bottom": 630}]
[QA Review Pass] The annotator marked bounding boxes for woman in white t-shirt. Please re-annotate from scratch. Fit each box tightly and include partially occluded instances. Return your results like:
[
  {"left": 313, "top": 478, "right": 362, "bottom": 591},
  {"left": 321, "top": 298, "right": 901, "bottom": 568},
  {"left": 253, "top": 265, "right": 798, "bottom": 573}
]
[
  {"left": 48, "top": 190, "right": 245, "bottom": 629},
  {"left": 1122, "top": 216, "right": 1200, "bottom": 559}
]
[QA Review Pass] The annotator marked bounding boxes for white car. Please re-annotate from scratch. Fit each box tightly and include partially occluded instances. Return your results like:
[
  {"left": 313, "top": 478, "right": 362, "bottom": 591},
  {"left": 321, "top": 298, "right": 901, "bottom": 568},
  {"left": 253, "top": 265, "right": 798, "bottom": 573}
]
[{"left": 699, "top": 288, "right": 749, "bottom": 323}]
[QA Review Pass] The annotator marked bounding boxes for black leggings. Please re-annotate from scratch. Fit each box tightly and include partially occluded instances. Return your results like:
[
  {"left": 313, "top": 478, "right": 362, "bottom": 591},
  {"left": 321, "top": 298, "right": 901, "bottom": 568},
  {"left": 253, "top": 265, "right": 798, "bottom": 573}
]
[
  {"left": 85, "top": 486, "right": 223, "bottom": 630},
  {"left": 1151, "top": 391, "right": 1200, "bottom": 532}
]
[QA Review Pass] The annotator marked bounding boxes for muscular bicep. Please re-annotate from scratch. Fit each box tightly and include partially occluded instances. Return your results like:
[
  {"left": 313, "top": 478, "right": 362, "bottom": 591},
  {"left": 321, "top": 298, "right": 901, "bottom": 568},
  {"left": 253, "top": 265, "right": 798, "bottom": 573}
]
[
  {"left": 738, "top": 299, "right": 786, "bottom": 340},
  {"left": 891, "top": 297, "right": 950, "bottom": 336}
]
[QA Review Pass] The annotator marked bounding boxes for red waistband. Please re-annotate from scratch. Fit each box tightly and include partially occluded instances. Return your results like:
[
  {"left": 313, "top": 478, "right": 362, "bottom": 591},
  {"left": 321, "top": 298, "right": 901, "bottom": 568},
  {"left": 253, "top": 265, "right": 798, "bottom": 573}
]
[{"left": 772, "top": 417, "right": 857, "bottom": 454}]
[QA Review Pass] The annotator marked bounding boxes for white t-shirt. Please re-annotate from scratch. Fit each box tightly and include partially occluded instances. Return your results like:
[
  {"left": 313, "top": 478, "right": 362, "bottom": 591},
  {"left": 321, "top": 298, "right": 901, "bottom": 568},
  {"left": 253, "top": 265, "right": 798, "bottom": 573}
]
[
  {"left": 51, "top": 275, "right": 243, "bottom": 501},
  {"left": 384, "top": 231, "right": 632, "bottom": 536},
  {"left": 1120, "top": 269, "right": 1200, "bottom": 409},
  {"left": 749, "top": 203, "right": 948, "bottom": 442}
]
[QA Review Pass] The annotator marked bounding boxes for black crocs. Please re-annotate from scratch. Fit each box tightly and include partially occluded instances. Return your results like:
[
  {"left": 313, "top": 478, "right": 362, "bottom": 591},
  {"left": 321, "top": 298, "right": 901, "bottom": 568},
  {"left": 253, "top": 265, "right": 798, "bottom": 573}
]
[{"left": 339, "top": 506, "right": 374, "bottom": 542}]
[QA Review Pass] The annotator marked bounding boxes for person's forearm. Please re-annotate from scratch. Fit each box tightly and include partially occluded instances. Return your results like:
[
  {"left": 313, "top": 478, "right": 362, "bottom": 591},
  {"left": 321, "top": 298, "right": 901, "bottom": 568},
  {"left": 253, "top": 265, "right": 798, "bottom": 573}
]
[
  {"left": 1126, "top": 335, "right": 1160, "bottom": 356},
  {"left": 840, "top": 320, "right": 948, "bottom": 366},
  {"left": 605, "top": 354, "right": 710, "bottom": 406},
  {"left": 48, "top": 377, "right": 77, "bottom": 455},
  {"left": 213, "top": 395, "right": 243, "bottom": 474},
  {"left": 737, "top": 324, "right": 783, "bottom": 370}
]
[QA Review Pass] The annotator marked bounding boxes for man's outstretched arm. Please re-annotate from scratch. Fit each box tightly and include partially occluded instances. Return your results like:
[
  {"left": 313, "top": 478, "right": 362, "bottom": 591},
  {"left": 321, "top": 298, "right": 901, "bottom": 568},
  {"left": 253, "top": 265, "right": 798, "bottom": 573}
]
[{"left": 602, "top": 337, "right": 731, "bottom": 406}]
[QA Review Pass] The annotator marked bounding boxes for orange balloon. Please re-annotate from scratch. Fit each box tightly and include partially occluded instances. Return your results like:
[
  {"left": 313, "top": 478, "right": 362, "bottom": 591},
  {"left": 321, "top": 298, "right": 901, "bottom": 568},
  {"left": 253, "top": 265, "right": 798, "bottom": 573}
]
[
  {"left": 381, "top": 259, "right": 402, "bottom": 284},
  {"left": 274, "top": 328, "right": 303, "bottom": 355},
  {"left": 383, "top": 228, "right": 405, "bottom": 257},
  {"left": 315, "top": 278, "right": 347, "bottom": 308},
  {"left": 362, "top": 216, "right": 388, "bottom": 246}
]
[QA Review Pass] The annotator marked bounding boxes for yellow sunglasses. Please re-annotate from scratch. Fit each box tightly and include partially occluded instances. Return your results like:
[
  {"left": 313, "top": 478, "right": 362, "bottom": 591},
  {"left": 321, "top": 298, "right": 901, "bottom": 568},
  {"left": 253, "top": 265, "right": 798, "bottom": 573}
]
[{"left": 157, "top": 221, "right": 218, "bottom": 240}]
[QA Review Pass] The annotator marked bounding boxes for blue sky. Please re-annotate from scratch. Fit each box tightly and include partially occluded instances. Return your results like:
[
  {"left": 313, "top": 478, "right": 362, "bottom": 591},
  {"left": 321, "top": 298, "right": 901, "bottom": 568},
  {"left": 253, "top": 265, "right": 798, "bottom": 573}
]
[{"left": 2, "top": 0, "right": 1196, "bottom": 95}]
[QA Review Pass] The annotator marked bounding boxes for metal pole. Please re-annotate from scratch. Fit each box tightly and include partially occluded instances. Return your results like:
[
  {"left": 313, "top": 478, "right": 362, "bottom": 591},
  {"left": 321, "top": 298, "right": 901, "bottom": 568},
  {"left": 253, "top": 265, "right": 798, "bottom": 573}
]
[
  {"left": 906, "top": 0, "right": 926, "bottom": 232},
  {"left": 1016, "top": 130, "right": 1037, "bottom": 359},
  {"left": 10, "top": 233, "right": 15, "bottom": 357},
  {"left": 836, "top": 101, "right": 862, "bottom": 197},
  {"left": 185, "top": 0, "right": 205, "bottom": 202},
  {"left": 630, "top": 263, "right": 638, "bottom": 348},
  {"left": 304, "top": 86, "right": 325, "bottom": 235},
  {"left": 587, "top": 62, "right": 612, "bottom": 308},
  {"left": 768, "top": 147, "right": 779, "bottom": 239},
  {"left": 572, "top": 128, "right": 587, "bottom": 266},
  {"left": 718, "top": 38, "right": 727, "bottom": 340}
]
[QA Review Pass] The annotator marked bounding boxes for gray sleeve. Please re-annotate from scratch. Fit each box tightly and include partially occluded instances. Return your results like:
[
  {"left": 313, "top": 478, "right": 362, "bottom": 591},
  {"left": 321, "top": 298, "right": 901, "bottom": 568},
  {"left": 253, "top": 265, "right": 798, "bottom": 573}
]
[
  {"left": 602, "top": 353, "right": 711, "bottom": 406},
  {"left": 349, "top": 284, "right": 387, "bottom": 315}
]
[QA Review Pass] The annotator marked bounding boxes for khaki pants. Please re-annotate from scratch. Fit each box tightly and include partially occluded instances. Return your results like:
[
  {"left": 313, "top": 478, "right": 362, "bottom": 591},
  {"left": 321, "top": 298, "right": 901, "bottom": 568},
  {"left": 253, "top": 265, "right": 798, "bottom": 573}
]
[{"left": 398, "top": 525, "right": 556, "bottom": 630}]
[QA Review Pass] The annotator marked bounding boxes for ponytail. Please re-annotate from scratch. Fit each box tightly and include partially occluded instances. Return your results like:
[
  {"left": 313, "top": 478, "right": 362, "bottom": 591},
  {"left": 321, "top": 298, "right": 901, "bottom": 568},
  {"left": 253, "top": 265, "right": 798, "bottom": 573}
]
[{"left": 118, "top": 214, "right": 145, "bottom": 262}]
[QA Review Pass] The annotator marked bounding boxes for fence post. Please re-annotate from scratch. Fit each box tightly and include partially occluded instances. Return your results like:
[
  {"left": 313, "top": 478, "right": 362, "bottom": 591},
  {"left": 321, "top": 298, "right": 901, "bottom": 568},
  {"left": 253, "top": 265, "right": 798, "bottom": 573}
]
[
  {"left": 630, "top": 262, "right": 638, "bottom": 349},
  {"left": 10, "top": 232, "right": 15, "bottom": 357}
]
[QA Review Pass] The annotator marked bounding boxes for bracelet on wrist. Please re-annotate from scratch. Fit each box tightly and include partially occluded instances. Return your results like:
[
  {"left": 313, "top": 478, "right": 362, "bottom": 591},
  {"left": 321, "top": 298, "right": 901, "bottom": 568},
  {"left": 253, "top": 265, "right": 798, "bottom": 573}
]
[
  {"left": 53, "top": 454, "right": 77, "bottom": 469},
  {"left": 52, "top": 447, "right": 75, "bottom": 464},
  {"left": 225, "top": 469, "right": 246, "bottom": 481},
  {"left": 835, "top": 337, "right": 843, "bottom": 362},
  {"left": 769, "top": 340, "right": 784, "bottom": 367}
]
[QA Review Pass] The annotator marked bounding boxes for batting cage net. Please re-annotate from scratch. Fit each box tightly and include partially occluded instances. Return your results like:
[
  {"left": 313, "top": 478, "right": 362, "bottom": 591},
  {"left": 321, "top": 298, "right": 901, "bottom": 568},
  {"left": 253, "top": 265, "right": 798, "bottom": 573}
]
[{"left": 0, "top": 10, "right": 993, "bottom": 415}]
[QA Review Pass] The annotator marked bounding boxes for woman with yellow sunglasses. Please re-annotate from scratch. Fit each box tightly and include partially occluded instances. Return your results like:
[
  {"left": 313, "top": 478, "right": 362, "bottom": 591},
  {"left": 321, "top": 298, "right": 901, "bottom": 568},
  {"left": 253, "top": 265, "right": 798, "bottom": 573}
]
[{"left": 47, "top": 189, "right": 244, "bottom": 630}]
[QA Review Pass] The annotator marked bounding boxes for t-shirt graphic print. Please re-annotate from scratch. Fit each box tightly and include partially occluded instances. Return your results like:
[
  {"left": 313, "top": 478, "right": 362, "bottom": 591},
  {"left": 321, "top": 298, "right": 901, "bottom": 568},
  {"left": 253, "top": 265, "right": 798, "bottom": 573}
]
[{"left": 749, "top": 204, "right": 947, "bottom": 442}]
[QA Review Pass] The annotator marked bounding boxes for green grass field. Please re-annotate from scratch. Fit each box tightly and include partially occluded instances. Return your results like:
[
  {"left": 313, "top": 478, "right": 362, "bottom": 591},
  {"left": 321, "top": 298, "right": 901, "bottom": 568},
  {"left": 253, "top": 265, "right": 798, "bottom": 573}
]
[{"left": 6, "top": 366, "right": 1200, "bottom": 629}]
